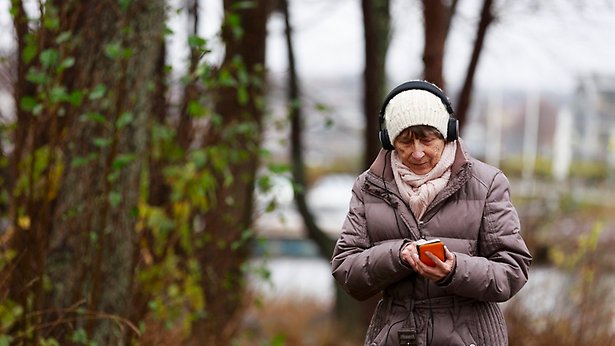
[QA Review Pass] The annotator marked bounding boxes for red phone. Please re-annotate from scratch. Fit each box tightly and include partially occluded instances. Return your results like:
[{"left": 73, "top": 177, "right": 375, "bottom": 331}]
[{"left": 416, "top": 239, "right": 445, "bottom": 267}]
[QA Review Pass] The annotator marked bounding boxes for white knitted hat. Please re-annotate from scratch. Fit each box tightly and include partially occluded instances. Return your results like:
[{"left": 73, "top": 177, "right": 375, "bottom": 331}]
[{"left": 384, "top": 89, "right": 450, "bottom": 143}]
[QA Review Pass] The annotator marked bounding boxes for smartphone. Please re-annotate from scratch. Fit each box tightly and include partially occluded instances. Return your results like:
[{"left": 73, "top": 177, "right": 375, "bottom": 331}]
[{"left": 416, "top": 238, "right": 445, "bottom": 267}]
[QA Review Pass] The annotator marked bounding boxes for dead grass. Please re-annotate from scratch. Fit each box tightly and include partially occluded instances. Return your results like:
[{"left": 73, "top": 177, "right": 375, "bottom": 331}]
[
  {"left": 506, "top": 300, "right": 615, "bottom": 346},
  {"left": 139, "top": 277, "right": 615, "bottom": 346},
  {"left": 233, "top": 297, "right": 361, "bottom": 346}
]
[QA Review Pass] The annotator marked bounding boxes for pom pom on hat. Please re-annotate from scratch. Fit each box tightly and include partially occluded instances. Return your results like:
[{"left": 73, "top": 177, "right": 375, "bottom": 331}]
[{"left": 384, "top": 89, "right": 450, "bottom": 143}]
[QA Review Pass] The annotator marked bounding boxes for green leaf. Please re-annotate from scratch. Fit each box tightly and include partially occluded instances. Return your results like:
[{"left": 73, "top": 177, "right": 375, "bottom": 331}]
[
  {"left": 0, "top": 335, "right": 13, "bottom": 346},
  {"left": 187, "top": 100, "right": 205, "bottom": 117},
  {"left": 20, "top": 96, "right": 38, "bottom": 112},
  {"left": 57, "top": 57, "right": 75, "bottom": 72},
  {"left": 26, "top": 68, "right": 48, "bottom": 85},
  {"left": 121, "top": 48, "right": 134, "bottom": 58},
  {"left": 32, "top": 104, "right": 43, "bottom": 116},
  {"left": 107, "top": 170, "right": 120, "bottom": 183},
  {"left": 43, "top": 16, "right": 60, "bottom": 30},
  {"left": 108, "top": 191, "right": 122, "bottom": 207},
  {"left": 265, "top": 200, "right": 277, "bottom": 213},
  {"left": 71, "top": 328, "right": 88, "bottom": 343},
  {"left": 116, "top": 112, "right": 134, "bottom": 129},
  {"left": 118, "top": 0, "right": 132, "bottom": 12},
  {"left": 232, "top": 1, "right": 257, "bottom": 10},
  {"left": 268, "top": 163, "right": 289, "bottom": 174},
  {"left": 55, "top": 31, "right": 72, "bottom": 44},
  {"left": 71, "top": 153, "right": 98, "bottom": 167},
  {"left": 93, "top": 137, "right": 112, "bottom": 148},
  {"left": 237, "top": 87, "right": 249, "bottom": 105},
  {"left": 188, "top": 35, "right": 206, "bottom": 48},
  {"left": 218, "top": 69, "right": 235, "bottom": 87},
  {"left": 231, "top": 229, "right": 254, "bottom": 251},
  {"left": 257, "top": 175, "right": 271, "bottom": 192},
  {"left": 81, "top": 112, "right": 107, "bottom": 124},
  {"left": 188, "top": 150, "right": 206, "bottom": 168},
  {"left": 40, "top": 49, "right": 59, "bottom": 68},
  {"left": 89, "top": 231, "right": 98, "bottom": 244},
  {"left": 22, "top": 44, "right": 37, "bottom": 64},
  {"left": 0, "top": 300, "right": 23, "bottom": 330},
  {"left": 67, "top": 90, "right": 84, "bottom": 106},
  {"left": 89, "top": 84, "right": 107, "bottom": 100},
  {"left": 237, "top": 67, "right": 249, "bottom": 85},
  {"left": 112, "top": 154, "right": 136, "bottom": 169},
  {"left": 104, "top": 42, "right": 122, "bottom": 59},
  {"left": 270, "top": 334, "right": 286, "bottom": 346},
  {"left": 226, "top": 13, "right": 241, "bottom": 29},
  {"left": 130, "top": 206, "right": 139, "bottom": 218},
  {"left": 50, "top": 86, "right": 68, "bottom": 103}
]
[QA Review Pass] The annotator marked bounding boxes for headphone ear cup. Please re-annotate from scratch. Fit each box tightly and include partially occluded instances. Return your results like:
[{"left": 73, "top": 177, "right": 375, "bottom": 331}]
[
  {"left": 379, "top": 128, "right": 394, "bottom": 150},
  {"left": 447, "top": 117, "right": 459, "bottom": 142}
]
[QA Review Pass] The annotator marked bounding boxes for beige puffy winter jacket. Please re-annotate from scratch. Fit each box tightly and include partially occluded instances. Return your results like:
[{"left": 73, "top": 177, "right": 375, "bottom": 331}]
[{"left": 331, "top": 141, "right": 532, "bottom": 346}]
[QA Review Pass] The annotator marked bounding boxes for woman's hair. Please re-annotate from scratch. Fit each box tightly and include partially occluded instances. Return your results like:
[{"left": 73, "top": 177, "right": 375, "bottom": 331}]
[{"left": 397, "top": 125, "right": 444, "bottom": 140}]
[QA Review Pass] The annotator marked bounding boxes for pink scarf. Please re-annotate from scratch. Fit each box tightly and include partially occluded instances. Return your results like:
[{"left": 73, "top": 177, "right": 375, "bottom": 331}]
[{"left": 391, "top": 142, "right": 457, "bottom": 219}]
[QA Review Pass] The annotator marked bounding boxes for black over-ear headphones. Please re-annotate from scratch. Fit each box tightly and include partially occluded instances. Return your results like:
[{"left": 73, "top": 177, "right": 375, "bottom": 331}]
[{"left": 378, "top": 80, "right": 459, "bottom": 150}]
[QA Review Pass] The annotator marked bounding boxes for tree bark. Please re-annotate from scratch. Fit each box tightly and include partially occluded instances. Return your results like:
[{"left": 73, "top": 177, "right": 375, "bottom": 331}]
[
  {"left": 422, "top": 0, "right": 448, "bottom": 88},
  {"left": 362, "top": 0, "right": 390, "bottom": 168},
  {"left": 6, "top": 0, "right": 41, "bottom": 332},
  {"left": 7, "top": 1, "right": 166, "bottom": 343},
  {"left": 130, "top": 34, "right": 169, "bottom": 331},
  {"left": 187, "top": 0, "right": 270, "bottom": 344}
]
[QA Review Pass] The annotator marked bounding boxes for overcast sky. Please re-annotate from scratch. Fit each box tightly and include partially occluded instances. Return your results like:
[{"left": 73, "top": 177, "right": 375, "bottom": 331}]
[
  {"left": 165, "top": 0, "right": 615, "bottom": 94},
  {"left": 2, "top": 0, "right": 615, "bottom": 94},
  {"left": 293, "top": 0, "right": 615, "bottom": 93}
]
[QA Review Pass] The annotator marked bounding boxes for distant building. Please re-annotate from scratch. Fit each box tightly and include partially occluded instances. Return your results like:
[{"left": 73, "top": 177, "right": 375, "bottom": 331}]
[{"left": 572, "top": 74, "right": 615, "bottom": 164}]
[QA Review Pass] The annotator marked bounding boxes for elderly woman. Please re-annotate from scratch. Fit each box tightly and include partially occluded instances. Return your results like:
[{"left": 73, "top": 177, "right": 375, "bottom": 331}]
[{"left": 331, "top": 80, "right": 531, "bottom": 346}]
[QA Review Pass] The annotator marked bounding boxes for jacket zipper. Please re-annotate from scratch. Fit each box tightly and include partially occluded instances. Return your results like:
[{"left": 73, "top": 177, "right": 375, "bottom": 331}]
[{"left": 417, "top": 220, "right": 425, "bottom": 239}]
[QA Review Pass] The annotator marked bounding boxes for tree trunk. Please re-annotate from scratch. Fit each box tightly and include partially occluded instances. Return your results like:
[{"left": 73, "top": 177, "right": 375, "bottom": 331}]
[
  {"left": 186, "top": 0, "right": 270, "bottom": 344},
  {"left": 130, "top": 36, "right": 169, "bottom": 330},
  {"left": 5, "top": 1, "right": 43, "bottom": 322},
  {"left": 362, "top": 0, "right": 391, "bottom": 168},
  {"left": 455, "top": 0, "right": 495, "bottom": 127},
  {"left": 281, "top": 0, "right": 336, "bottom": 260},
  {"left": 422, "top": 0, "right": 448, "bottom": 89},
  {"left": 7, "top": 1, "right": 166, "bottom": 343}
]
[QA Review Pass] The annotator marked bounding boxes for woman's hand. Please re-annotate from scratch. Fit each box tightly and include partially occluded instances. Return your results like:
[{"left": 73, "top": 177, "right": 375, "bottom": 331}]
[{"left": 400, "top": 241, "right": 456, "bottom": 282}]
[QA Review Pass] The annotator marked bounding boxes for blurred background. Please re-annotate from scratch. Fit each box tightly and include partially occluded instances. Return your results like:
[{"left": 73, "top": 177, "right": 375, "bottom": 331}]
[{"left": 1, "top": 0, "right": 615, "bottom": 345}]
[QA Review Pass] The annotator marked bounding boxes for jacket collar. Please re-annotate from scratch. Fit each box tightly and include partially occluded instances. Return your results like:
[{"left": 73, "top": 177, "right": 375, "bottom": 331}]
[
  {"left": 369, "top": 149, "right": 394, "bottom": 181},
  {"left": 366, "top": 139, "right": 474, "bottom": 223}
]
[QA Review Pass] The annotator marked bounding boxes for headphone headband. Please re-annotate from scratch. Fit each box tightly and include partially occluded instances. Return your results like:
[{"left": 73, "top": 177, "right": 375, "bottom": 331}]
[
  {"left": 379, "top": 80, "right": 454, "bottom": 118},
  {"left": 378, "top": 80, "right": 458, "bottom": 149}
]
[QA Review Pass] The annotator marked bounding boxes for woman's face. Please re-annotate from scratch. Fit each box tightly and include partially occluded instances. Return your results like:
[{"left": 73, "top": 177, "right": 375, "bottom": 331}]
[{"left": 393, "top": 126, "right": 446, "bottom": 175}]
